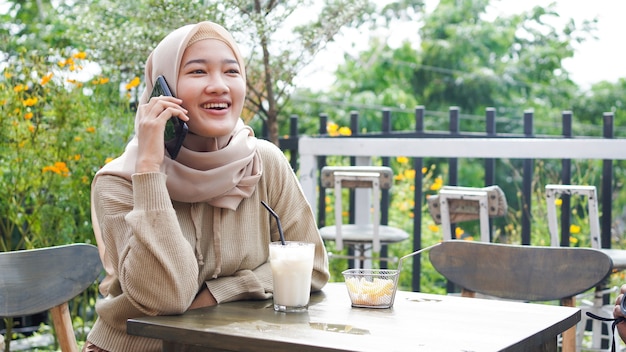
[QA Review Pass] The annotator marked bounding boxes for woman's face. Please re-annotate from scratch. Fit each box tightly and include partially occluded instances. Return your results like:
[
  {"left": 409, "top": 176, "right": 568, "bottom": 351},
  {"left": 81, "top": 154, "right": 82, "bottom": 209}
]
[{"left": 177, "top": 39, "right": 245, "bottom": 139}]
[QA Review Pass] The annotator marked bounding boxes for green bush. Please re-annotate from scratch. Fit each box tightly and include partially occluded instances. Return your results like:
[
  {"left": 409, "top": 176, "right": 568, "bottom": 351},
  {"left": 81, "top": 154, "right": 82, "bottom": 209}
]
[{"left": 0, "top": 48, "right": 134, "bottom": 351}]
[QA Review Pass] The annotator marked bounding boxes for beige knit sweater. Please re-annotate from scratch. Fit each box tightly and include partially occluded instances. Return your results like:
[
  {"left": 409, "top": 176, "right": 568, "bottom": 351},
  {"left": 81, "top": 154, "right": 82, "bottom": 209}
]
[{"left": 87, "top": 139, "right": 330, "bottom": 351}]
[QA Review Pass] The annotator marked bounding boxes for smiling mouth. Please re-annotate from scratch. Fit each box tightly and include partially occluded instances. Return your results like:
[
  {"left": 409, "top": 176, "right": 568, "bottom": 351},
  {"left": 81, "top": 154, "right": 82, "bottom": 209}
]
[{"left": 203, "top": 103, "right": 229, "bottom": 110}]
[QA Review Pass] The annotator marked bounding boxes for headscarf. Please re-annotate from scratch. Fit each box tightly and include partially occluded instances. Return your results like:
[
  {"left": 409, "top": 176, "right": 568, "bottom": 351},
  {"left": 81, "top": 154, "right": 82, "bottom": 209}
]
[{"left": 91, "top": 21, "right": 262, "bottom": 294}]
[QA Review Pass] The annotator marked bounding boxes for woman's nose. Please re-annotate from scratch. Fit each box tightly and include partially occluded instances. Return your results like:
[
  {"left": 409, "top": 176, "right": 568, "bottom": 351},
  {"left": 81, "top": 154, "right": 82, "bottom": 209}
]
[{"left": 204, "top": 74, "right": 229, "bottom": 94}]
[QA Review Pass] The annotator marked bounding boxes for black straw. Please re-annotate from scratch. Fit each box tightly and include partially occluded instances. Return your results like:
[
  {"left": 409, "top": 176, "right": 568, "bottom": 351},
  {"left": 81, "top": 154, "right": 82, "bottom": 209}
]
[{"left": 261, "top": 201, "right": 286, "bottom": 245}]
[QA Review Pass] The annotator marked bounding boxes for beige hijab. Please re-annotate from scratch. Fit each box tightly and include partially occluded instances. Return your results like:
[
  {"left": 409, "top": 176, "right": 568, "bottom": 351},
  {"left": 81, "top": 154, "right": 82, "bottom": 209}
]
[{"left": 91, "top": 22, "right": 262, "bottom": 293}]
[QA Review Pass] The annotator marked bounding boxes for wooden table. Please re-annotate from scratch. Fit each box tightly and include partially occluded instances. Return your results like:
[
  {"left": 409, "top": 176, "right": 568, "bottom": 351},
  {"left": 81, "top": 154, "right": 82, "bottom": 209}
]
[{"left": 127, "top": 283, "right": 580, "bottom": 352}]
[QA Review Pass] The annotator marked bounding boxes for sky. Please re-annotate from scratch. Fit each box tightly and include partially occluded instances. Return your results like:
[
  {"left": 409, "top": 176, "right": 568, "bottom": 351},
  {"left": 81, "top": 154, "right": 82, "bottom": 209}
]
[{"left": 296, "top": 0, "right": 626, "bottom": 91}]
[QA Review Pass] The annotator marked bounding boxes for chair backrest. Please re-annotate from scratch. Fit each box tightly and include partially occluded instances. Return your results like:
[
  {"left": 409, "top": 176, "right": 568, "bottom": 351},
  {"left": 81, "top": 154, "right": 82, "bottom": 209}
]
[
  {"left": 321, "top": 166, "right": 393, "bottom": 252},
  {"left": 427, "top": 185, "right": 507, "bottom": 242},
  {"left": 320, "top": 166, "right": 394, "bottom": 190},
  {"left": 0, "top": 243, "right": 102, "bottom": 352},
  {"left": 545, "top": 184, "right": 601, "bottom": 248},
  {"left": 429, "top": 241, "right": 612, "bottom": 301}
]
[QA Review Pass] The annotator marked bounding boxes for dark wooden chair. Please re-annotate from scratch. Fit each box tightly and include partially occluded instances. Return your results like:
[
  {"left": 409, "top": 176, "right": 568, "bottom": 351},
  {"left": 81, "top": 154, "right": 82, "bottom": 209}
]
[
  {"left": 0, "top": 244, "right": 102, "bottom": 352},
  {"left": 429, "top": 240, "right": 613, "bottom": 352}
]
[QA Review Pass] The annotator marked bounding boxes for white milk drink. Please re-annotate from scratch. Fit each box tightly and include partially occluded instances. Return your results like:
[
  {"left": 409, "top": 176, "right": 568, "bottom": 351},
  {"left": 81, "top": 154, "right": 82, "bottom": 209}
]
[{"left": 269, "top": 241, "right": 315, "bottom": 312}]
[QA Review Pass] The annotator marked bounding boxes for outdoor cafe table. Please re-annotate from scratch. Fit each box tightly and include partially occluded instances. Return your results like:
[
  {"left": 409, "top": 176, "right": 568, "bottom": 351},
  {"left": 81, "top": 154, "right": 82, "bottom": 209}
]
[{"left": 127, "top": 283, "right": 580, "bottom": 352}]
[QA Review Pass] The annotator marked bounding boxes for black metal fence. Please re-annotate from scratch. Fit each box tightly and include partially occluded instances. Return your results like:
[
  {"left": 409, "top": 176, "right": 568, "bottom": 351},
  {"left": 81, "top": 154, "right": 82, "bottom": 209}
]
[{"left": 262, "top": 106, "right": 623, "bottom": 291}]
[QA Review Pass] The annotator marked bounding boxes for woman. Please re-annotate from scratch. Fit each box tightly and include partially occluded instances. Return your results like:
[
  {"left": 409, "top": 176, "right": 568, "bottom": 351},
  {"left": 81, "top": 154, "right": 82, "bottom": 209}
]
[{"left": 85, "top": 21, "right": 330, "bottom": 352}]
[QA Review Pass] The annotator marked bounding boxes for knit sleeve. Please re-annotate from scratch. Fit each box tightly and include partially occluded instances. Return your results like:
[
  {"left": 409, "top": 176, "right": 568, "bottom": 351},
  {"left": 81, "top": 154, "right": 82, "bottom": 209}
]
[{"left": 94, "top": 173, "right": 199, "bottom": 315}]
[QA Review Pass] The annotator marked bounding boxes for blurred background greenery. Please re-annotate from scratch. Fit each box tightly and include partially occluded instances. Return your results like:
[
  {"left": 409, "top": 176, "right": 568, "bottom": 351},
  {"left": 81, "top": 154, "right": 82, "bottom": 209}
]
[{"left": 2, "top": 0, "right": 626, "bottom": 350}]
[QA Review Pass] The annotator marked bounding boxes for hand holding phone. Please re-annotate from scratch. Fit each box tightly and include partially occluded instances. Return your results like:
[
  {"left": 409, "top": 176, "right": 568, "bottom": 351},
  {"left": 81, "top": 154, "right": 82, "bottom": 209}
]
[{"left": 150, "top": 75, "right": 188, "bottom": 160}]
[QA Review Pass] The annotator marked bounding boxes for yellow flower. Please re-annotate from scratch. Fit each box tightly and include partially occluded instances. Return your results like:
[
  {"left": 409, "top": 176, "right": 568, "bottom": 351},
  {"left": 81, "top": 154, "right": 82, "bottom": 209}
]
[
  {"left": 105, "top": 157, "right": 114, "bottom": 164},
  {"left": 72, "top": 154, "right": 81, "bottom": 161},
  {"left": 92, "top": 77, "right": 110, "bottom": 85},
  {"left": 72, "top": 51, "right": 87, "bottom": 60},
  {"left": 125, "top": 76, "right": 140, "bottom": 90},
  {"left": 554, "top": 198, "right": 562, "bottom": 206},
  {"left": 22, "top": 97, "right": 38, "bottom": 106},
  {"left": 394, "top": 174, "right": 405, "bottom": 181},
  {"left": 327, "top": 122, "right": 338, "bottom": 135},
  {"left": 42, "top": 161, "right": 70, "bottom": 177},
  {"left": 4, "top": 71, "right": 12, "bottom": 79},
  {"left": 40, "top": 72, "right": 53, "bottom": 86},
  {"left": 404, "top": 169, "right": 416, "bottom": 179},
  {"left": 422, "top": 167, "right": 427, "bottom": 174},
  {"left": 58, "top": 57, "right": 74, "bottom": 68},
  {"left": 13, "top": 84, "right": 28, "bottom": 92},
  {"left": 74, "top": 136, "right": 82, "bottom": 141},
  {"left": 570, "top": 224, "right": 581, "bottom": 234},
  {"left": 569, "top": 236, "right": 579, "bottom": 244},
  {"left": 24, "top": 112, "right": 33, "bottom": 120},
  {"left": 396, "top": 156, "right": 409, "bottom": 164},
  {"left": 338, "top": 127, "right": 352, "bottom": 136},
  {"left": 86, "top": 126, "right": 96, "bottom": 133},
  {"left": 430, "top": 176, "right": 443, "bottom": 191},
  {"left": 428, "top": 224, "right": 439, "bottom": 232},
  {"left": 455, "top": 227, "right": 464, "bottom": 239}
]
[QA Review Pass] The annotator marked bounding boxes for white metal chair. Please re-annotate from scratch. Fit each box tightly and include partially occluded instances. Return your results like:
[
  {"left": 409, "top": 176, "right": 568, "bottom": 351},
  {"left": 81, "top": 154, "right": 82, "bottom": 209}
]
[
  {"left": 546, "top": 184, "right": 624, "bottom": 351},
  {"left": 0, "top": 244, "right": 102, "bottom": 352},
  {"left": 427, "top": 185, "right": 507, "bottom": 242},
  {"left": 318, "top": 166, "right": 409, "bottom": 266}
]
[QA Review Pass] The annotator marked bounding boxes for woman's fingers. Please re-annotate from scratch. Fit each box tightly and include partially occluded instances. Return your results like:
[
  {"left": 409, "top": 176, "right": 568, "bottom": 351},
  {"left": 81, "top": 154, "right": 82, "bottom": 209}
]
[{"left": 134, "top": 97, "right": 189, "bottom": 172}]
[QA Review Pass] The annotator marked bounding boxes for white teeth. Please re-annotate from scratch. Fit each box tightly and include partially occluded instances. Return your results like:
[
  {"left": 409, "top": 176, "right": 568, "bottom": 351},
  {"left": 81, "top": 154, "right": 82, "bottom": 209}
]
[{"left": 203, "top": 103, "right": 228, "bottom": 109}]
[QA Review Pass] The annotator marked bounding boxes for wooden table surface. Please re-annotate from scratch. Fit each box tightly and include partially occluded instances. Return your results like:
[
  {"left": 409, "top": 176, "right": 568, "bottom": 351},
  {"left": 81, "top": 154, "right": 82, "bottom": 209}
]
[{"left": 127, "top": 283, "right": 580, "bottom": 352}]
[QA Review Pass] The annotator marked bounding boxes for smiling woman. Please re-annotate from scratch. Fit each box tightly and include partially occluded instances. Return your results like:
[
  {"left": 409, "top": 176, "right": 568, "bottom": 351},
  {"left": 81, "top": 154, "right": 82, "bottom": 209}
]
[
  {"left": 85, "top": 21, "right": 330, "bottom": 352},
  {"left": 176, "top": 39, "right": 245, "bottom": 140}
]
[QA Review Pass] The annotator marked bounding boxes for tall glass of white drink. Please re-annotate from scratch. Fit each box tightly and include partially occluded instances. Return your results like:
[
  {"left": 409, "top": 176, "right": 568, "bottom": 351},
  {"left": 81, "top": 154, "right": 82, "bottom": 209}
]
[{"left": 269, "top": 241, "right": 315, "bottom": 312}]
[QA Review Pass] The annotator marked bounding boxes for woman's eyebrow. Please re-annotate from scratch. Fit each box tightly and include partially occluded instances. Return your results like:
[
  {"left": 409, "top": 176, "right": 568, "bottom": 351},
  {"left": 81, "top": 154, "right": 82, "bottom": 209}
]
[{"left": 183, "top": 58, "right": 239, "bottom": 67}]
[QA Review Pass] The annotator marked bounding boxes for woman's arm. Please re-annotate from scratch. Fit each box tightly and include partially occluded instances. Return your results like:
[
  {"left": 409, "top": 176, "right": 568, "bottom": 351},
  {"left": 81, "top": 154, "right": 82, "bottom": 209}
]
[{"left": 94, "top": 173, "right": 199, "bottom": 315}]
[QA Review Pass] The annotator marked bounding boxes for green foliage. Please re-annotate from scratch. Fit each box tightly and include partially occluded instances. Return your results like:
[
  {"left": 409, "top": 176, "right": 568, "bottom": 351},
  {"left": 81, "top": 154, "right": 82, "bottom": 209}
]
[
  {"left": 0, "top": 49, "right": 133, "bottom": 250},
  {"left": 0, "top": 48, "right": 133, "bottom": 351},
  {"left": 67, "top": 0, "right": 226, "bottom": 81},
  {"left": 573, "top": 78, "right": 626, "bottom": 137},
  {"left": 63, "top": 0, "right": 376, "bottom": 145},
  {"left": 303, "top": 0, "right": 597, "bottom": 132}
]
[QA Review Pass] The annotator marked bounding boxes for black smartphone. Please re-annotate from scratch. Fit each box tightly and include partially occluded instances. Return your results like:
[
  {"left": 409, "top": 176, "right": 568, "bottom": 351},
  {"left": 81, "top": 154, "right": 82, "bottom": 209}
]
[{"left": 150, "top": 75, "right": 188, "bottom": 160}]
